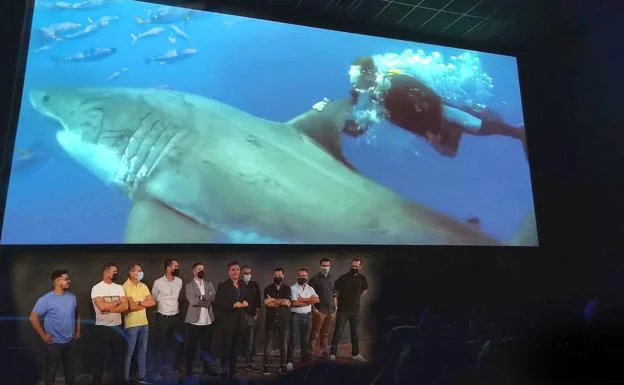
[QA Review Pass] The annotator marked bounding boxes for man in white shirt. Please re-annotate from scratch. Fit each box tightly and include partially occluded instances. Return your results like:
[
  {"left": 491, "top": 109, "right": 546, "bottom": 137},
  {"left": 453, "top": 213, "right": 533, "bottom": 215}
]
[
  {"left": 151, "top": 259, "right": 184, "bottom": 375},
  {"left": 184, "top": 262, "right": 216, "bottom": 376},
  {"left": 286, "top": 268, "right": 319, "bottom": 371},
  {"left": 91, "top": 262, "right": 129, "bottom": 385}
]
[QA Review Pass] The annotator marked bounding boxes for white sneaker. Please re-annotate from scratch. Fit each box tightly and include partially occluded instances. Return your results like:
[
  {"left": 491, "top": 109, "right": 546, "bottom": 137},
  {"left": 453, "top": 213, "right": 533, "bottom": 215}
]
[
  {"left": 329, "top": 354, "right": 336, "bottom": 360},
  {"left": 286, "top": 362, "right": 294, "bottom": 372},
  {"left": 352, "top": 354, "right": 367, "bottom": 362}
]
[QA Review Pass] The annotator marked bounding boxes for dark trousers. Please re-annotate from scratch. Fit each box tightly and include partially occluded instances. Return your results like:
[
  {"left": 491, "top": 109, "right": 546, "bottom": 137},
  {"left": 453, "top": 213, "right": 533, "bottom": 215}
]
[
  {"left": 330, "top": 312, "right": 360, "bottom": 356},
  {"left": 154, "top": 313, "right": 183, "bottom": 371},
  {"left": 185, "top": 323, "right": 213, "bottom": 375},
  {"left": 219, "top": 318, "right": 243, "bottom": 374},
  {"left": 263, "top": 326, "right": 287, "bottom": 368},
  {"left": 287, "top": 312, "right": 312, "bottom": 363},
  {"left": 241, "top": 313, "right": 259, "bottom": 364},
  {"left": 92, "top": 325, "right": 126, "bottom": 385},
  {"left": 43, "top": 341, "right": 76, "bottom": 385}
]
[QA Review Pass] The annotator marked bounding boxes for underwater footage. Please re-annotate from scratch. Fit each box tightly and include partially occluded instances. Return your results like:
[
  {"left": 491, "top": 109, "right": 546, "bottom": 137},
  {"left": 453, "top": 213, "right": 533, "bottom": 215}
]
[{"left": 0, "top": 0, "right": 538, "bottom": 246}]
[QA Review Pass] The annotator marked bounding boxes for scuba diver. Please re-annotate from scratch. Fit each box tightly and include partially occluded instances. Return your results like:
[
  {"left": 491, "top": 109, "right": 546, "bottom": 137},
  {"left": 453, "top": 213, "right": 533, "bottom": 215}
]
[{"left": 344, "top": 56, "right": 527, "bottom": 158}]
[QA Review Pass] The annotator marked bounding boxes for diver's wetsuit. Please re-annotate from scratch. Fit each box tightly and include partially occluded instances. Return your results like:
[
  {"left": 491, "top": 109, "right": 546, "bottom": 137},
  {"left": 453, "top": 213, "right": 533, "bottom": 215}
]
[{"left": 345, "top": 56, "right": 526, "bottom": 158}]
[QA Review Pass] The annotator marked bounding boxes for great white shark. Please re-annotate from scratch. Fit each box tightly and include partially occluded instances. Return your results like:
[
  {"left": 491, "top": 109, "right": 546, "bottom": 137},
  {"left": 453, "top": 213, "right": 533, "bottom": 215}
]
[{"left": 28, "top": 87, "right": 534, "bottom": 245}]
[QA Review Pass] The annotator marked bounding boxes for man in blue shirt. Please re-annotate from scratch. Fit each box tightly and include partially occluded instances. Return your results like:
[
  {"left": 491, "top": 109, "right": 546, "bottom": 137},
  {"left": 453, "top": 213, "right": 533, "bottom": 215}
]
[{"left": 29, "top": 270, "right": 80, "bottom": 385}]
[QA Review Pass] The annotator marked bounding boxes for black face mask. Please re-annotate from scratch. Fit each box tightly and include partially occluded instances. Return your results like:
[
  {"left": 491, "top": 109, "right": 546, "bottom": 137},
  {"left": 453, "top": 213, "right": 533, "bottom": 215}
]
[
  {"left": 350, "top": 268, "right": 359, "bottom": 276},
  {"left": 172, "top": 268, "right": 180, "bottom": 277},
  {"left": 197, "top": 270, "right": 205, "bottom": 279},
  {"left": 297, "top": 278, "right": 307, "bottom": 285},
  {"left": 273, "top": 277, "right": 283, "bottom": 285},
  {"left": 111, "top": 273, "right": 119, "bottom": 283}
]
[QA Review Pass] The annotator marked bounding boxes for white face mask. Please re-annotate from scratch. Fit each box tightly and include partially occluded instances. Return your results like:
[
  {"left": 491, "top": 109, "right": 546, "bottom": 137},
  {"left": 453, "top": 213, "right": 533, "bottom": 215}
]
[
  {"left": 137, "top": 271, "right": 144, "bottom": 281},
  {"left": 320, "top": 267, "right": 330, "bottom": 275},
  {"left": 242, "top": 274, "right": 251, "bottom": 282}
]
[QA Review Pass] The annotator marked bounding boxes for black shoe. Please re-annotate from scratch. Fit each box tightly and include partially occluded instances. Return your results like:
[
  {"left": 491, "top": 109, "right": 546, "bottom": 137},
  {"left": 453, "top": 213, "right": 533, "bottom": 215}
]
[{"left": 263, "top": 365, "right": 270, "bottom": 375}]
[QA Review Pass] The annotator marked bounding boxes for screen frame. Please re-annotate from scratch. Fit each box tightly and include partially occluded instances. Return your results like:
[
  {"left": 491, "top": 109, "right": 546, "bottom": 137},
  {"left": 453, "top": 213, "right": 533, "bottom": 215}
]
[{"left": 0, "top": 0, "right": 539, "bottom": 250}]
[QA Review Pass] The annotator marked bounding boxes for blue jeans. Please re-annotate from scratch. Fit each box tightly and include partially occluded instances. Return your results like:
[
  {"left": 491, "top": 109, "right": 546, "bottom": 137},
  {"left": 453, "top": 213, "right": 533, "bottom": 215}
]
[
  {"left": 125, "top": 325, "right": 149, "bottom": 381},
  {"left": 287, "top": 312, "right": 312, "bottom": 363}
]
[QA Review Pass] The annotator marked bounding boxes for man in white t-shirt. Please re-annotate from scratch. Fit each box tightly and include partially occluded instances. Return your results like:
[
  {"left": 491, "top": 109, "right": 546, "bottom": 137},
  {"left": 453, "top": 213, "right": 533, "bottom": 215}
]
[
  {"left": 286, "top": 268, "right": 319, "bottom": 371},
  {"left": 91, "top": 262, "right": 128, "bottom": 385}
]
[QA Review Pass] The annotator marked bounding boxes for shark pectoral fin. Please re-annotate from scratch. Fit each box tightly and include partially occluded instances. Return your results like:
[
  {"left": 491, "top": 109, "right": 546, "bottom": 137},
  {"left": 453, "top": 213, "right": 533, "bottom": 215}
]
[
  {"left": 125, "top": 199, "right": 218, "bottom": 243},
  {"left": 288, "top": 98, "right": 358, "bottom": 172},
  {"left": 510, "top": 210, "right": 538, "bottom": 246}
]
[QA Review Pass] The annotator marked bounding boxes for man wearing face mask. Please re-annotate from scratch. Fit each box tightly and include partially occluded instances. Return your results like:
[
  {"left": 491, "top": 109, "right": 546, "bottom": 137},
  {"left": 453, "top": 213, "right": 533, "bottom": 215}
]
[
  {"left": 286, "top": 268, "right": 319, "bottom": 371},
  {"left": 240, "top": 265, "right": 261, "bottom": 370},
  {"left": 122, "top": 264, "right": 155, "bottom": 384},
  {"left": 330, "top": 258, "right": 368, "bottom": 362},
  {"left": 308, "top": 258, "right": 336, "bottom": 359},
  {"left": 262, "top": 267, "right": 291, "bottom": 374},
  {"left": 30, "top": 270, "right": 80, "bottom": 385},
  {"left": 151, "top": 259, "right": 184, "bottom": 377},
  {"left": 91, "top": 262, "right": 129, "bottom": 385},
  {"left": 184, "top": 262, "right": 216, "bottom": 376}
]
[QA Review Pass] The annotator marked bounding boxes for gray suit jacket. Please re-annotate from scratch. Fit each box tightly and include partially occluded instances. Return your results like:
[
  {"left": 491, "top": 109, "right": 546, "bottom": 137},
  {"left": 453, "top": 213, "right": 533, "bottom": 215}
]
[{"left": 185, "top": 279, "right": 215, "bottom": 324}]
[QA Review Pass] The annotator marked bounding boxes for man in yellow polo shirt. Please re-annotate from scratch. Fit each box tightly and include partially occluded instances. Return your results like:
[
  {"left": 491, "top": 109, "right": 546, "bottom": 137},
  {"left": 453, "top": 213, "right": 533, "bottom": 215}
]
[{"left": 123, "top": 264, "right": 155, "bottom": 384}]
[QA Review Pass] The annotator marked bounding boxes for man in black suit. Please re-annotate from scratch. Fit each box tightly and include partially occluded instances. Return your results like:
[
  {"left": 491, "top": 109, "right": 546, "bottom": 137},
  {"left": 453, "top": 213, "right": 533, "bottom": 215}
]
[
  {"left": 240, "top": 265, "right": 262, "bottom": 370},
  {"left": 213, "top": 261, "right": 249, "bottom": 377}
]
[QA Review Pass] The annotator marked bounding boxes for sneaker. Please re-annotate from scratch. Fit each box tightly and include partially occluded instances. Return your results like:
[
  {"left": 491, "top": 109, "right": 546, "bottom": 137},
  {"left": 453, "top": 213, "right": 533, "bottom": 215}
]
[
  {"left": 137, "top": 380, "right": 152, "bottom": 385},
  {"left": 352, "top": 354, "right": 367, "bottom": 362},
  {"left": 329, "top": 354, "right": 336, "bottom": 360},
  {"left": 286, "top": 362, "right": 294, "bottom": 372},
  {"left": 263, "top": 365, "right": 271, "bottom": 375}
]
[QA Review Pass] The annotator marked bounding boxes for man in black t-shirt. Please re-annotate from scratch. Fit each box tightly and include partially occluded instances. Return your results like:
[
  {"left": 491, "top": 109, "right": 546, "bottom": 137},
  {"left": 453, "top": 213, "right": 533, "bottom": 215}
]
[
  {"left": 330, "top": 258, "right": 368, "bottom": 362},
  {"left": 262, "top": 267, "right": 292, "bottom": 374}
]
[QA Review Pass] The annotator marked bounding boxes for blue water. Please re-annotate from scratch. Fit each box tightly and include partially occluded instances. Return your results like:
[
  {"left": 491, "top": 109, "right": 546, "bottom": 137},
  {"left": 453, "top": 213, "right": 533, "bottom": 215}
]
[{"left": 0, "top": 0, "right": 534, "bottom": 245}]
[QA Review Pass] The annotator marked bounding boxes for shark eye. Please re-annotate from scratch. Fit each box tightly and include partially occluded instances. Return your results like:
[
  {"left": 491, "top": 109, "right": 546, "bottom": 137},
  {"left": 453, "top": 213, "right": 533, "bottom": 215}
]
[{"left": 42, "top": 94, "right": 50, "bottom": 103}]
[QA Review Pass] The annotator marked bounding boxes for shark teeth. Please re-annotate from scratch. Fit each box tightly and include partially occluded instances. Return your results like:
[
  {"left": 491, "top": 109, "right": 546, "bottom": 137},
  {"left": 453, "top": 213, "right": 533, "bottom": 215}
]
[{"left": 226, "top": 229, "right": 285, "bottom": 244}]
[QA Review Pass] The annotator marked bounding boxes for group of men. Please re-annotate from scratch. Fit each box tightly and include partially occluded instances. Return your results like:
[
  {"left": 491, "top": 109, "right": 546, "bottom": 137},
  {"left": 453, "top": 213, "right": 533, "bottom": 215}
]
[{"left": 29, "top": 257, "right": 369, "bottom": 385}]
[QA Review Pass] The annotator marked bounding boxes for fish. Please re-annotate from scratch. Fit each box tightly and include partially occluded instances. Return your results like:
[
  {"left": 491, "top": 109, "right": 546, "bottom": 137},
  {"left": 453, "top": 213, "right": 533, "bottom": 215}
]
[
  {"left": 53, "top": 0, "right": 119, "bottom": 11},
  {"left": 63, "top": 16, "right": 119, "bottom": 40},
  {"left": 143, "top": 48, "right": 198, "bottom": 65},
  {"left": 170, "top": 24, "right": 190, "bottom": 43},
  {"left": 38, "top": 21, "right": 83, "bottom": 41},
  {"left": 135, "top": 7, "right": 195, "bottom": 26},
  {"left": 52, "top": 47, "right": 117, "bottom": 63},
  {"left": 30, "top": 45, "right": 54, "bottom": 54},
  {"left": 28, "top": 86, "right": 507, "bottom": 245},
  {"left": 107, "top": 67, "right": 129, "bottom": 81},
  {"left": 130, "top": 27, "right": 166, "bottom": 46}
]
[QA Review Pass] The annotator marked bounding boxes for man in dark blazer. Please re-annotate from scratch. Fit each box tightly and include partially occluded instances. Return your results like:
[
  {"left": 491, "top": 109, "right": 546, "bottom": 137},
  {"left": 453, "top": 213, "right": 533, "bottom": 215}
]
[
  {"left": 213, "top": 261, "right": 249, "bottom": 377},
  {"left": 184, "top": 262, "right": 216, "bottom": 376}
]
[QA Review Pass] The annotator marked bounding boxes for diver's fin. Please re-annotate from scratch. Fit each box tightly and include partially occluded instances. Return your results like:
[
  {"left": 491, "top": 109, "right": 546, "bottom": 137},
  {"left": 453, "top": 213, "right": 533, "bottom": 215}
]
[
  {"left": 287, "top": 97, "right": 357, "bottom": 172},
  {"left": 125, "top": 198, "right": 218, "bottom": 243},
  {"left": 510, "top": 210, "right": 538, "bottom": 246}
]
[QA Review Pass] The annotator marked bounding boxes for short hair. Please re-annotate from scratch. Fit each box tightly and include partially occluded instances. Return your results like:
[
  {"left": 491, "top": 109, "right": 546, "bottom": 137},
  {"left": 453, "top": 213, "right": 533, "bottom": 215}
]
[
  {"left": 50, "top": 270, "right": 68, "bottom": 282},
  {"left": 297, "top": 267, "right": 309, "bottom": 274},
  {"left": 192, "top": 262, "right": 204, "bottom": 270},
  {"left": 227, "top": 261, "right": 239, "bottom": 269},
  {"left": 127, "top": 264, "right": 140, "bottom": 273},
  {"left": 102, "top": 262, "right": 117, "bottom": 273},
  {"left": 241, "top": 265, "right": 251, "bottom": 270},
  {"left": 273, "top": 267, "right": 284, "bottom": 274},
  {"left": 352, "top": 257, "right": 363, "bottom": 264},
  {"left": 163, "top": 259, "right": 175, "bottom": 270},
  {"left": 319, "top": 257, "right": 331, "bottom": 264}
]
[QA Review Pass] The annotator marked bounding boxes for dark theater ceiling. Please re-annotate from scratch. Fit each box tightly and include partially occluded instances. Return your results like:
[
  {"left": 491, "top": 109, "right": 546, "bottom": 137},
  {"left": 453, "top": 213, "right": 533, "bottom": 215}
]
[{"left": 160, "top": 0, "right": 575, "bottom": 52}]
